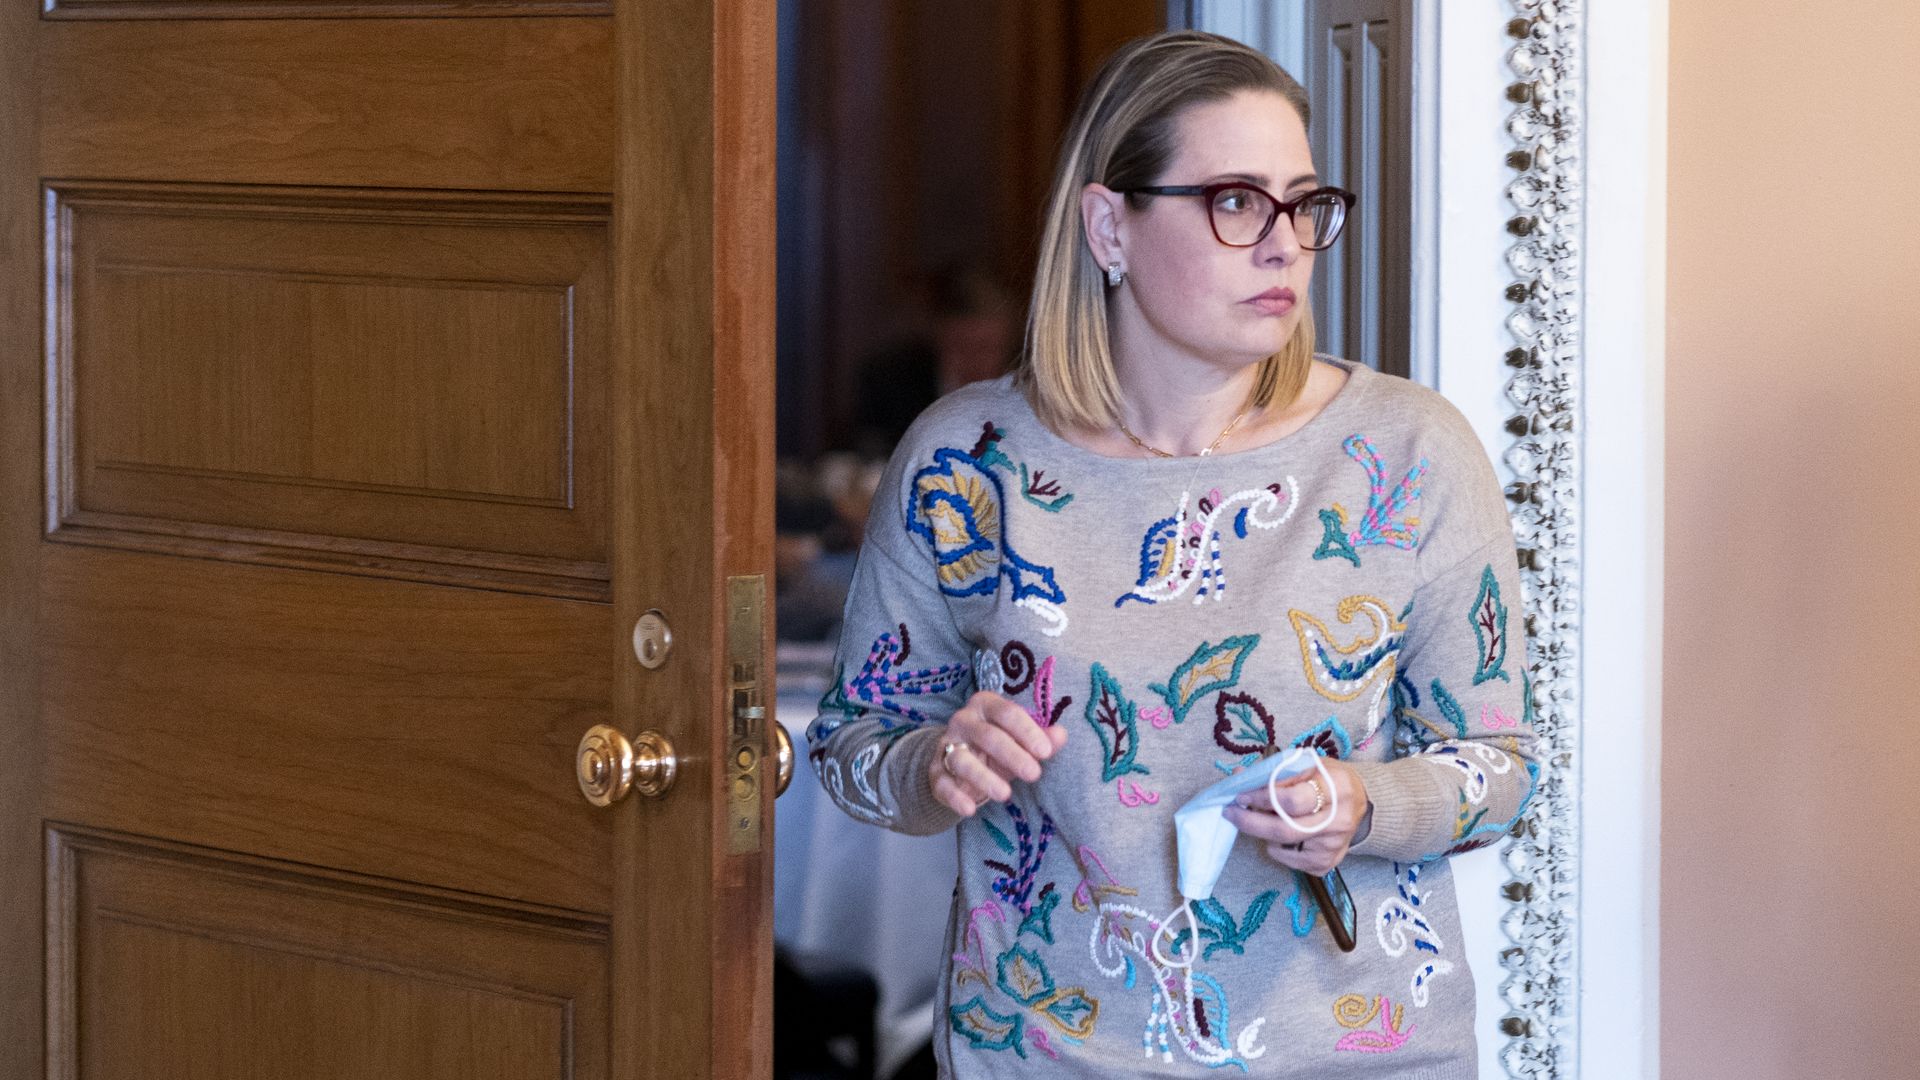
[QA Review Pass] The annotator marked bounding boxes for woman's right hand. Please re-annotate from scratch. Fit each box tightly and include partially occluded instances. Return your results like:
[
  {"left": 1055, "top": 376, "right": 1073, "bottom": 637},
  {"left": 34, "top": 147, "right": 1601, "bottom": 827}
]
[{"left": 929, "top": 691, "right": 1069, "bottom": 816}]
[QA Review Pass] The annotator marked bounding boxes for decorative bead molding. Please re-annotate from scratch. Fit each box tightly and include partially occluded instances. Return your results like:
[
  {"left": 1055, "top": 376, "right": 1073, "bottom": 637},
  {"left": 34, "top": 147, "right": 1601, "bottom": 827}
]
[{"left": 1496, "top": 2, "right": 1584, "bottom": 1078}]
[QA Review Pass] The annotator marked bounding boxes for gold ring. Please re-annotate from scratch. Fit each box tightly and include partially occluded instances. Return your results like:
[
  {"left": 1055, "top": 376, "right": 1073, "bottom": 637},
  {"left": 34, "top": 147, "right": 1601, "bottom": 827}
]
[
  {"left": 1309, "top": 779, "right": 1326, "bottom": 816},
  {"left": 941, "top": 739, "right": 970, "bottom": 778}
]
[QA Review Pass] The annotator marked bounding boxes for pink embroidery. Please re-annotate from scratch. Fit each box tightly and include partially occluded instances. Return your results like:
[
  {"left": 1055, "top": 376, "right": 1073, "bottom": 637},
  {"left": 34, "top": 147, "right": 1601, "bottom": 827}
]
[
  {"left": 1334, "top": 996, "right": 1415, "bottom": 1053},
  {"left": 1482, "top": 704, "right": 1519, "bottom": 730},
  {"left": 1073, "top": 845, "right": 1122, "bottom": 909},
  {"left": 1026, "top": 1027, "right": 1061, "bottom": 1059},
  {"left": 1142, "top": 704, "right": 1175, "bottom": 730},
  {"left": 953, "top": 900, "right": 1007, "bottom": 972},
  {"left": 1116, "top": 778, "right": 1161, "bottom": 807},
  {"left": 1028, "top": 656, "right": 1058, "bottom": 727}
]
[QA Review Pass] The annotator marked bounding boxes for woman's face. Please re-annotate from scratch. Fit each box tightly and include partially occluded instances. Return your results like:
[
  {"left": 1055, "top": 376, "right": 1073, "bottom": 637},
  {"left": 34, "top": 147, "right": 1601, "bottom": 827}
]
[{"left": 1101, "top": 89, "right": 1320, "bottom": 370}]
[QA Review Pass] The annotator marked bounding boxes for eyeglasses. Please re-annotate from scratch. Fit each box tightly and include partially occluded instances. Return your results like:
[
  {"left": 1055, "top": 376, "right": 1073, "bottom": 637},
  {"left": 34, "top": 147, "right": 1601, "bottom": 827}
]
[{"left": 1115, "top": 182, "right": 1356, "bottom": 250}]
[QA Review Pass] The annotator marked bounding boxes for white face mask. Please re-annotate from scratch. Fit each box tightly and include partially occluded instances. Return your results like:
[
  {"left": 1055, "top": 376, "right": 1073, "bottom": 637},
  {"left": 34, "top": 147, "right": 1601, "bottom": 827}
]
[{"left": 1151, "top": 746, "right": 1340, "bottom": 969}]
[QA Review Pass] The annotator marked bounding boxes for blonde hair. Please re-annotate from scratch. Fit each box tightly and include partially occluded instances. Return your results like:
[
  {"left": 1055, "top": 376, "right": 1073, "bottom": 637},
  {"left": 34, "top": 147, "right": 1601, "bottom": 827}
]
[{"left": 1017, "top": 30, "right": 1318, "bottom": 434}]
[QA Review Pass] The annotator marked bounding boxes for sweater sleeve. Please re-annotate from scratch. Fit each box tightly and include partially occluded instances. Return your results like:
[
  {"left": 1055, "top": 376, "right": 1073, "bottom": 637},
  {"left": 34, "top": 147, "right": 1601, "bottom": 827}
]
[
  {"left": 803, "top": 445, "right": 975, "bottom": 837},
  {"left": 1345, "top": 422, "right": 1542, "bottom": 863}
]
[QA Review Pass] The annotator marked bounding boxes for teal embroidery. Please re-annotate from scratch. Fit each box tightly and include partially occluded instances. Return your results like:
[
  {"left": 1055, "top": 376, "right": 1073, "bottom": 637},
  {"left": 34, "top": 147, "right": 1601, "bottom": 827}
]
[
  {"left": 1470, "top": 565, "right": 1512, "bottom": 685},
  {"left": 996, "top": 943, "right": 1056, "bottom": 1006},
  {"left": 1040, "top": 989, "right": 1098, "bottom": 1035},
  {"left": 1148, "top": 635, "right": 1260, "bottom": 726},
  {"left": 1451, "top": 789, "right": 1490, "bottom": 843},
  {"left": 1431, "top": 679, "right": 1468, "bottom": 738},
  {"left": 1285, "top": 874, "right": 1318, "bottom": 936},
  {"left": 1085, "top": 664, "right": 1150, "bottom": 782},
  {"left": 1432, "top": 757, "right": 1542, "bottom": 860},
  {"left": 969, "top": 422, "right": 1076, "bottom": 514},
  {"left": 808, "top": 660, "right": 865, "bottom": 744},
  {"left": 1019, "top": 462, "right": 1074, "bottom": 512},
  {"left": 1167, "top": 891, "right": 1283, "bottom": 961},
  {"left": 1019, "top": 883, "right": 1060, "bottom": 944},
  {"left": 1292, "top": 714, "right": 1354, "bottom": 760},
  {"left": 949, "top": 994, "right": 1027, "bottom": 1056},
  {"left": 979, "top": 813, "right": 1016, "bottom": 855},
  {"left": 1312, "top": 507, "right": 1362, "bottom": 566}
]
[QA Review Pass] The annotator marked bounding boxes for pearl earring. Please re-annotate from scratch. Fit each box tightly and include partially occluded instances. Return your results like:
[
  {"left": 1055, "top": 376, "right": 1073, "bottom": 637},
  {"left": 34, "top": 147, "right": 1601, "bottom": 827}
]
[{"left": 1106, "top": 262, "right": 1126, "bottom": 287}]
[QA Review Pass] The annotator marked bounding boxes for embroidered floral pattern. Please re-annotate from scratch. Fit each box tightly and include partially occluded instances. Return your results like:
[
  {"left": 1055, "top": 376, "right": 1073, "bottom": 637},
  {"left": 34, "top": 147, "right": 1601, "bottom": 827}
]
[
  {"left": 1025, "top": 654, "right": 1072, "bottom": 729},
  {"left": 1292, "top": 715, "right": 1355, "bottom": 761},
  {"left": 1074, "top": 845, "right": 1269, "bottom": 1070},
  {"left": 970, "top": 421, "right": 1077, "bottom": 514},
  {"left": 1312, "top": 507, "right": 1363, "bottom": 566},
  {"left": 1164, "top": 890, "right": 1283, "bottom": 962},
  {"left": 1085, "top": 664, "right": 1150, "bottom": 784},
  {"left": 1116, "top": 479, "right": 1299, "bottom": 607},
  {"left": 1332, "top": 994, "right": 1416, "bottom": 1053},
  {"left": 1212, "top": 692, "right": 1277, "bottom": 756},
  {"left": 821, "top": 624, "right": 970, "bottom": 733},
  {"left": 1020, "top": 883, "right": 1061, "bottom": 944},
  {"left": 1149, "top": 635, "right": 1260, "bottom": 727},
  {"left": 1321, "top": 434, "right": 1429, "bottom": 554},
  {"left": 982, "top": 803, "right": 1055, "bottom": 911},
  {"left": 907, "top": 443, "right": 1069, "bottom": 634},
  {"left": 1000, "top": 640, "right": 1038, "bottom": 694},
  {"left": 950, "top": 994, "right": 1026, "bottom": 1055},
  {"left": 1376, "top": 862, "right": 1451, "bottom": 1007},
  {"left": 1429, "top": 678, "right": 1468, "bottom": 739},
  {"left": 1290, "top": 597, "right": 1407, "bottom": 748},
  {"left": 1470, "top": 564, "right": 1512, "bottom": 685}
]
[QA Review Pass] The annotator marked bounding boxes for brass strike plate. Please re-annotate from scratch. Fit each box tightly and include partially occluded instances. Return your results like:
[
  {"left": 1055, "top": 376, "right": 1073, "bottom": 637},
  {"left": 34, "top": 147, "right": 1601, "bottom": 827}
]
[{"left": 724, "top": 575, "right": 765, "bottom": 854}]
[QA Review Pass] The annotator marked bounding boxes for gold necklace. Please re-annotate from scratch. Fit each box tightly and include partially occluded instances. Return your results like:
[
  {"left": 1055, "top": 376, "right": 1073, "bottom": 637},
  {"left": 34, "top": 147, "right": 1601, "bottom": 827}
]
[{"left": 1117, "top": 406, "right": 1251, "bottom": 458}]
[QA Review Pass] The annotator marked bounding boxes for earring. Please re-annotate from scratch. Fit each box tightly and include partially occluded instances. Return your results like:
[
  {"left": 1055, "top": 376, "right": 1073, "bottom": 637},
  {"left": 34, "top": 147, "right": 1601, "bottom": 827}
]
[{"left": 1106, "top": 262, "right": 1126, "bottom": 287}]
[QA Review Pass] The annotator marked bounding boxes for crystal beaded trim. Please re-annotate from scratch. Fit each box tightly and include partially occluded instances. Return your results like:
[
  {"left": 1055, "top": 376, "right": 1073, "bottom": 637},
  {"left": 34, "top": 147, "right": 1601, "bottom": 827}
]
[{"left": 1497, "top": 3, "right": 1583, "bottom": 1078}]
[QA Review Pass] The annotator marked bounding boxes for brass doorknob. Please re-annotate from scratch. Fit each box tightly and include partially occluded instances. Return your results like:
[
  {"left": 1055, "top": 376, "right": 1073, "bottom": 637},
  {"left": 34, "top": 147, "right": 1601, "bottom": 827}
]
[
  {"left": 576, "top": 724, "right": 677, "bottom": 807},
  {"left": 773, "top": 724, "right": 794, "bottom": 797}
]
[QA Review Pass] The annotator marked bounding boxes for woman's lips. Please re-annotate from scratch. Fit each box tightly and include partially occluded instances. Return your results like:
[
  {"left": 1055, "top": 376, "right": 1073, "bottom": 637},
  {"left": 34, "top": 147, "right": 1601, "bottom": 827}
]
[{"left": 1248, "top": 287, "right": 1296, "bottom": 316}]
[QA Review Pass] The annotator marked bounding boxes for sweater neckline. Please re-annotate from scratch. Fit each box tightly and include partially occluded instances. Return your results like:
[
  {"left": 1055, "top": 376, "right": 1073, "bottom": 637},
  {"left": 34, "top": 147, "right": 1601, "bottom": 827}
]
[{"left": 1002, "top": 356, "right": 1375, "bottom": 473}]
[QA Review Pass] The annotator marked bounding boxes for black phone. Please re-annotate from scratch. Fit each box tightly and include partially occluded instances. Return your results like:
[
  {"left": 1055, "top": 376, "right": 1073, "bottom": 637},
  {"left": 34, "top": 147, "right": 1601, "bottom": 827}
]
[{"left": 1304, "top": 869, "right": 1358, "bottom": 952}]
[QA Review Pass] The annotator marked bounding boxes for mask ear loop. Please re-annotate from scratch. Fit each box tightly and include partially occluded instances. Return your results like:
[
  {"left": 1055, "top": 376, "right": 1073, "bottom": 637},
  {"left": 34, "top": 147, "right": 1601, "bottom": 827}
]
[
  {"left": 1149, "top": 898, "right": 1201, "bottom": 970},
  {"left": 1269, "top": 749, "right": 1340, "bottom": 834}
]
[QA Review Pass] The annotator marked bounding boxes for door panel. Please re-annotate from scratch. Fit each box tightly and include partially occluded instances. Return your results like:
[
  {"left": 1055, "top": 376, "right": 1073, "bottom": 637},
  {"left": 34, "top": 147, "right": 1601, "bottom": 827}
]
[
  {"left": 49, "top": 182, "right": 612, "bottom": 598},
  {"left": 40, "top": 20, "right": 614, "bottom": 192},
  {"left": 49, "top": 828, "right": 609, "bottom": 1080},
  {"left": 41, "top": 547, "right": 613, "bottom": 912},
  {"left": 3, "top": 1, "right": 775, "bottom": 1077}
]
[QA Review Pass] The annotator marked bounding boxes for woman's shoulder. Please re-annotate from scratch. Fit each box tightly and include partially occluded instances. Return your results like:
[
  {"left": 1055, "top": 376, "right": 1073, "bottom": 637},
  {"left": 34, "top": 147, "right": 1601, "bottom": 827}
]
[
  {"left": 1320, "top": 357, "right": 1512, "bottom": 572},
  {"left": 1329, "top": 357, "right": 1481, "bottom": 459}
]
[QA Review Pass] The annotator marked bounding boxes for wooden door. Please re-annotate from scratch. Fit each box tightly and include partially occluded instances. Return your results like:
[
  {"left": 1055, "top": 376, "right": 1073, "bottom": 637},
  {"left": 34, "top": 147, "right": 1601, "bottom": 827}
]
[{"left": 0, "top": 2, "right": 776, "bottom": 1078}]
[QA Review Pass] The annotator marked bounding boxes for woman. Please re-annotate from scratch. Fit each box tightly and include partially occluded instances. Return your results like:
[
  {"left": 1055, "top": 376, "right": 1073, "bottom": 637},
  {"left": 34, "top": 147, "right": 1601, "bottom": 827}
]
[{"left": 807, "top": 30, "right": 1537, "bottom": 1078}]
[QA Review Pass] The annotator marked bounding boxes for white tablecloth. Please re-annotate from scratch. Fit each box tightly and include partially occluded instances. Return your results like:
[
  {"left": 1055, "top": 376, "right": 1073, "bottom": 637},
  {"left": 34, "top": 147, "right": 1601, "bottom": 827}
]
[{"left": 775, "top": 696, "right": 957, "bottom": 1078}]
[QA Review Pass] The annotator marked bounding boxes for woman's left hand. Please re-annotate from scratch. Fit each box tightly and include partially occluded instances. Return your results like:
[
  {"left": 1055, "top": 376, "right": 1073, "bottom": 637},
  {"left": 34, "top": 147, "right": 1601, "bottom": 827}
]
[{"left": 1222, "top": 758, "right": 1370, "bottom": 876}]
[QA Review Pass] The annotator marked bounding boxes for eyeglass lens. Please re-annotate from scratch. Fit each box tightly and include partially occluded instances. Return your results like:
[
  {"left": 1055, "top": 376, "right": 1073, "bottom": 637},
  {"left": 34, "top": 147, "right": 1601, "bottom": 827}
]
[{"left": 1210, "top": 186, "right": 1347, "bottom": 249}]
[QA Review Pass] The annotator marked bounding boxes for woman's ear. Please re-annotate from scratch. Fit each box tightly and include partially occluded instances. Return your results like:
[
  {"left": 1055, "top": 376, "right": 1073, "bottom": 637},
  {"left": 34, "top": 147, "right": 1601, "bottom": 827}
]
[{"left": 1080, "top": 182, "right": 1127, "bottom": 270}]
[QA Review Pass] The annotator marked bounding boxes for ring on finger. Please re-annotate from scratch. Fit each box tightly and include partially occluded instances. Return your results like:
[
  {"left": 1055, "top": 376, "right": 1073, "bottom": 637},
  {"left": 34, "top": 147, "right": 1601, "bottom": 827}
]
[
  {"left": 1308, "top": 778, "right": 1326, "bottom": 816},
  {"left": 941, "top": 739, "right": 971, "bottom": 779}
]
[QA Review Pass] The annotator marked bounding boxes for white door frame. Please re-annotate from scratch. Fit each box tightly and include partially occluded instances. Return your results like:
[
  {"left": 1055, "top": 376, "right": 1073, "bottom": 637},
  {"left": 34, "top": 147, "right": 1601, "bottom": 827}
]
[{"left": 1187, "top": 2, "right": 1666, "bottom": 1076}]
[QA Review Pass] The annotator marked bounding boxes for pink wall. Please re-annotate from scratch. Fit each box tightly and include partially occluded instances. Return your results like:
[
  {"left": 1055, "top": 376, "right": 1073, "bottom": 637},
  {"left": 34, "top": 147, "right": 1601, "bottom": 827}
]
[{"left": 1664, "top": 3, "right": 1920, "bottom": 1076}]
